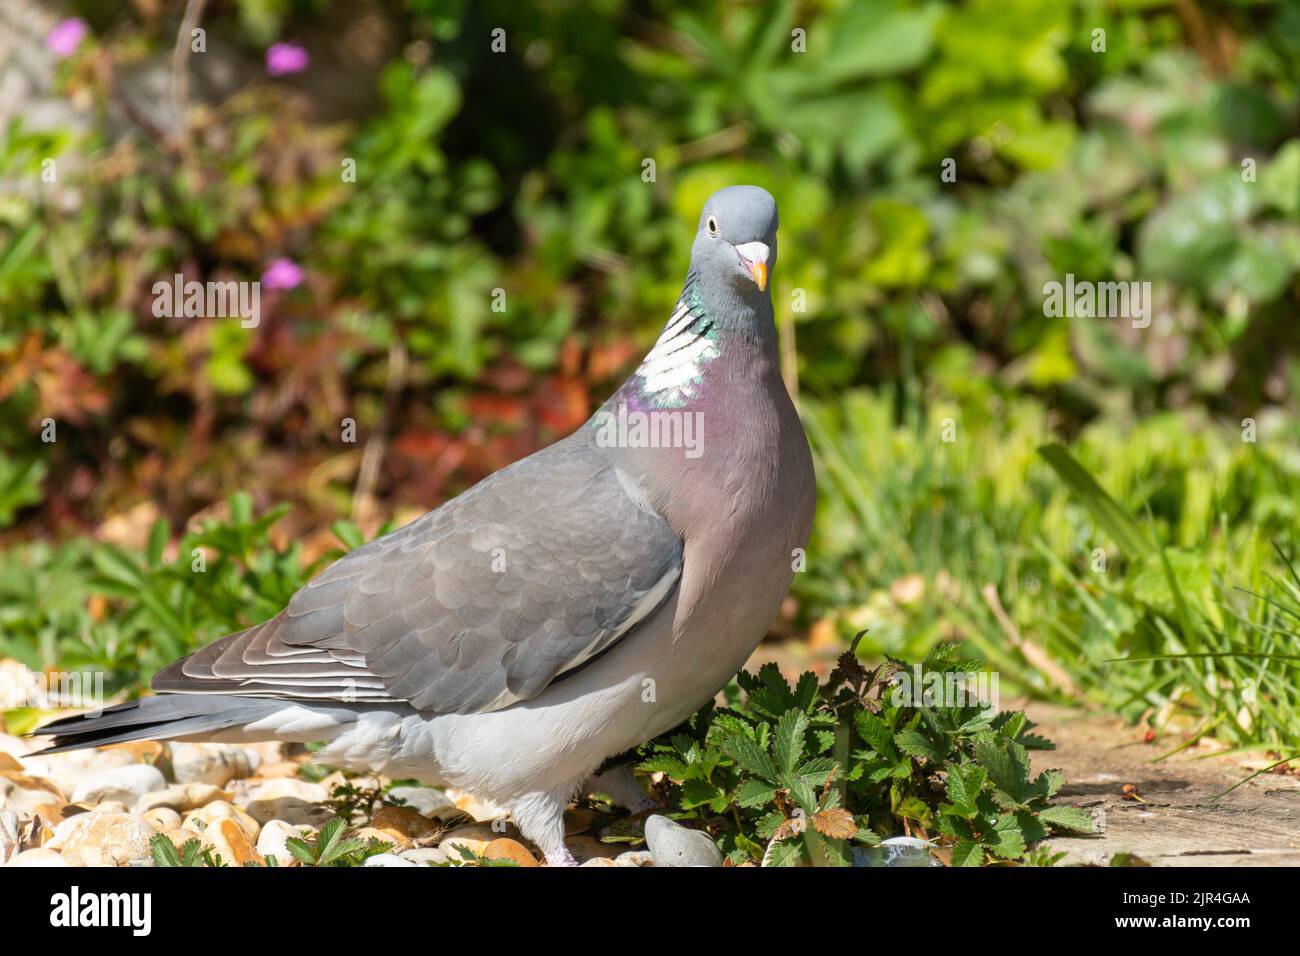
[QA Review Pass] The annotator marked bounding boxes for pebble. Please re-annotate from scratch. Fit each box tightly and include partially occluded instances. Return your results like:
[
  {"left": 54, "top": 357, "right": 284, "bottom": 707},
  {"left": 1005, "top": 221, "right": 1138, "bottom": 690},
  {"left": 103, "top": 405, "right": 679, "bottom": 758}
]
[
  {"left": 564, "top": 807, "right": 599, "bottom": 834},
  {"left": 48, "top": 811, "right": 156, "bottom": 866},
  {"left": 362, "top": 852, "right": 417, "bottom": 867},
  {"left": 200, "top": 817, "right": 263, "bottom": 867},
  {"left": 483, "top": 837, "right": 538, "bottom": 867},
  {"left": 6, "top": 848, "right": 70, "bottom": 867},
  {"left": 244, "top": 741, "right": 289, "bottom": 765},
  {"left": 566, "top": 834, "right": 621, "bottom": 864},
  {"left": 182, "top": 800, "right": 260, "bottom": 840},
  {"left": 170, "top": 743, "right": 258, "bottom": 786},
  {"left": 98, "top": 740, "right": 167, "bottom": 764},
  {"left": 89, "top": 800, "right": 130, "bottom": 815},
  {"left": 444, "top": 787, "right": 509, "bottom": 823},
  {"left": 386, "top": 786, "right": 456, "bottom": 818},
  {"left": 437, "top": 823, "right": 498, "bottom": 859},
  {"left": 136, "top": 782, "right": 229, "bottom": 814},
  {"left": 643, "top": 815, "right": 723, "bottom": 867},
  {"left": 852, "top": 836, "right": 939, "bottom": 867},
  {"left": 234, "top": 778, "right": 327, "bottom": 807},
  {"left": 0, "top": 808, "right": 18, "bottom": 864},
  {"left": 254, "top": 761, "right": 304, "bottom": 779},
  {"left": 22, "top": 749, "right": 136, "bottom": 795},
  {"left": 370, "top": 805, "right": 440, "bottom": 843},
  {"left": 32, "top": 803, "right": 73, "bottom": 826},
  {"left": 255, "top": 820, "right": 314, "bottom": 864},
  {"left": 578, "top": 857, "right": 617, "bottom": 867},
  {"left": 245, "top": 797, "right": 334, "bottom": 829},
  {"left": 398, "top": 846, "right": 449, "bottom": 866},
  {"left": 142, "top": 807, "right": 181, "bottom": 832},
  {"left": 71, "top": 764, "right": 165, "bottom": 806},
  {"left": 353, "top": 826, "right": 408, "bottom": 851},
  {"left": 238, "top": 778, "right": 330, "bottom": 826},
  {"left": 0, "top": 771, "right": 65, "bottom": 816},
  {"left": 615, "top": 850, "right": 655, "bottom": 867},
  {"left": 26, "top": 815, "right": 57, "bottom": 848}
]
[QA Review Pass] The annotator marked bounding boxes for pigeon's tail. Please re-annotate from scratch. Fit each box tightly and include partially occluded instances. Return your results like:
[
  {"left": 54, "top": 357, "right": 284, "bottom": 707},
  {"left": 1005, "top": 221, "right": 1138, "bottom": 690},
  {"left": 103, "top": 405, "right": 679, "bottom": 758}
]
[{"left": 29, "top": 694, "right": 292, "bottom": 754}]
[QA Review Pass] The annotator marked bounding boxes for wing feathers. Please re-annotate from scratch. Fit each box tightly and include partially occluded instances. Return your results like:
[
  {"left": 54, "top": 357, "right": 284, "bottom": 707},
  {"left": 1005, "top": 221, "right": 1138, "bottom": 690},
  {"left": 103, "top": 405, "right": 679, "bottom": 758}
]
[{"left": 151, "top": 438, "right": 682, "bottom": 714}]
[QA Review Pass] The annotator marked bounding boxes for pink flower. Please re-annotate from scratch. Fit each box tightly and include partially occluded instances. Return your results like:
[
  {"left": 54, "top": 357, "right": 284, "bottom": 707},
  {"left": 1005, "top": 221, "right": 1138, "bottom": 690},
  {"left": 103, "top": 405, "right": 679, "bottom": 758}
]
[
  {"left": 261, "top": 258, "right": 304, "bottom": 291},
  {"left": 265, "top": 42, "right": 309, "bottom": 76},
  {"left": 46, "top": 18, "right": 88, "bottom": 58}
]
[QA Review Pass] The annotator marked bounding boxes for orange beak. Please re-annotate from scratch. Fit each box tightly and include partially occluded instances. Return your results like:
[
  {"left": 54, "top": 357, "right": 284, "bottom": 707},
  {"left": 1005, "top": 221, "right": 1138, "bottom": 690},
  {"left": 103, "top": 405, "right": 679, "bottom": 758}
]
[{"left": 734, "top": 241, "right": 771, "bottom": 292}]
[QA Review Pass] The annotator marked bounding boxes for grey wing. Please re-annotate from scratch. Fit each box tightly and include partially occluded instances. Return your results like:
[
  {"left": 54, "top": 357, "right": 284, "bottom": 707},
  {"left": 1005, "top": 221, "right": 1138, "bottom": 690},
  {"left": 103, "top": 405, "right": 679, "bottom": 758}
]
[{"left": 153, "top": 440, "right": 682, "bottom": 714}]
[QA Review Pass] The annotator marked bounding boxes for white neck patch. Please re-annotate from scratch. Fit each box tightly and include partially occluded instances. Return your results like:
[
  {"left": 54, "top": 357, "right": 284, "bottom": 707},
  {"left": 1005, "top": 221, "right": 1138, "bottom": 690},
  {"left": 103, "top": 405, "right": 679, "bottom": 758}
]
[{"left": 635, "top": 297, "right": 719, "bottom": 404}]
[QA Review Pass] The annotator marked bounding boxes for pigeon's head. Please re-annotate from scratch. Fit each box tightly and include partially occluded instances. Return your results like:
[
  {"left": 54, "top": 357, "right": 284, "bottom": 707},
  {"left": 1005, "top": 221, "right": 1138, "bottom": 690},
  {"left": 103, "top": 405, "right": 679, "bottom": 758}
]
[{"left": 691, "top": 185, "right": 778, "bottom": 298}]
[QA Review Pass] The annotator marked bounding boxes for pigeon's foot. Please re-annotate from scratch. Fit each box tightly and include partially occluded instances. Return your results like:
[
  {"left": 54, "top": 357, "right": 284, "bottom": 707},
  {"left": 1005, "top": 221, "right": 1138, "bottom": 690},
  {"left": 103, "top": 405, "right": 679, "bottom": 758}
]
[
  {"left": 587, "top": 763, "right": 659, "bottom": 814},
  {"left": 544, "top": 846, "right": 578, "bottom": 867},
  {"left": 511, "top": 781, "right": 581, "bottom": 868}
]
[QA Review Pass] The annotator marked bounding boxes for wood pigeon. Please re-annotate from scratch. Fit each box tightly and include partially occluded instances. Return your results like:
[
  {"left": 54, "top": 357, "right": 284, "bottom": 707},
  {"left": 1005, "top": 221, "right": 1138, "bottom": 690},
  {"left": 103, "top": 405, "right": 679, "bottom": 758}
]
[{"left": 35, "top": 185, "right": 816, "bottom": 866}]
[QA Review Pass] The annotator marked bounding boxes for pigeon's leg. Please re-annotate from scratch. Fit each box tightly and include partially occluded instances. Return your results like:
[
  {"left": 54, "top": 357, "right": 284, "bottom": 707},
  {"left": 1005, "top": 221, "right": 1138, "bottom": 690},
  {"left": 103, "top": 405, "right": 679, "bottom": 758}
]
[
  {"left": 511, "top": 784, "right": 578, "bottom": 867},
  {"left": 587, "top": 763, "right": 657, "bottom": 813}
]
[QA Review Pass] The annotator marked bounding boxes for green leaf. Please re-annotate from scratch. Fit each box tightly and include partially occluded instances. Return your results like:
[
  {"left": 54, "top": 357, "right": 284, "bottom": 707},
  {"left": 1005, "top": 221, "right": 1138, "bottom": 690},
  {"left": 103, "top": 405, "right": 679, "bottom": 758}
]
[
  {"left": 1038, "top": 444, "right": 1152, "bottom": 558},
  {"left": 735, "top": 777, "right": 778, "bottom": 808},
  {"left": 895, "top": 728, "right": 943, "bottom": 763},
  {"left": 149, "top": 833, "right": 182, "bottom": 867},
  {"left": 975, "top": 733, "right": 1033, "bottom": 808},
  {"left": 330, "top": 520, "right": 365, "bottom": 551},
  {"left": 763, "top": 838, "right": 808, "bottom": 867},
  {"left": 943, "top": 762, "right": 987, "bottom": 815},
  {"left": 721, "top": 731, "right": 777, "bottom": 781},
  {"left": 896, "top": 795, "right": 932, "bottom": 825},
  {"left": 638, "top": 753, "right": 689, "bottom": 779},
  {"left": 146, "top": 519, "right": 169, "bottom": 566},
  {"left": 285, "top": 838, "right": 317, "bottom": 865},
  {"left": 950, "top": 839, "right": 983, "bottom": 867},
  {"left": 773, "top": 709, "right": 809, "bottom": 774},
  {"left": 1039, "top": 805, "right": 1097, "bottom": 834},
  {"left": 855, "top": 710, "right": 899, "bottom": 758},
  {"left": 984, "top": 814, "right": 1027, "bottom": 859},
  {"left": 1035, "top": 769, "right": 1064, "bottom": 801},
  {"left": 680, "top": 778, "right": 724, "bottom": 810}
]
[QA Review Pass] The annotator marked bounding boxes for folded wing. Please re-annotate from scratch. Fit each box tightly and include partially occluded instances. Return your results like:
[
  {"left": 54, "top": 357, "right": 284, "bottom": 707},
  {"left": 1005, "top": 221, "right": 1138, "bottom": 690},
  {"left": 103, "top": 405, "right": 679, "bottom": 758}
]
[{"left": 153, "top": 439, "right": 682, "bottom": 714}]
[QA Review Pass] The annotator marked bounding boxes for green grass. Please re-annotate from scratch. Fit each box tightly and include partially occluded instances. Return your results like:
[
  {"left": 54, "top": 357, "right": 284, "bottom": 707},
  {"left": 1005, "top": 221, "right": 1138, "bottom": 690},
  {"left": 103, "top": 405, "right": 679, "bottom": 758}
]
[{"left": 798, "top": 381, "right": 1300, "bottom": 754}]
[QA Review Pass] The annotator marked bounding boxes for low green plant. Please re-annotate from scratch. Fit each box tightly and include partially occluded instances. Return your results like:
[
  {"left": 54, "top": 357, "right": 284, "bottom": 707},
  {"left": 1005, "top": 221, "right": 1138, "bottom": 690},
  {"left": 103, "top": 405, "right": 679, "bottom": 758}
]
[
  {"left": 149, "top": 833, "right": 225, "bottom": 868},
  {"left": 636, "top": 640, "right": 1095, "bottom": 866},
  {"left": 438, "top": 844, "right": 520, "bottom": 867},
  {"left": 0, "top": 494, "right": 380, "bottom": 699},
  {"left": 282, "top": 817, "right": 393, "bottom": 867},
  {"left": 149, "top": 817, "right": 392, "bottom": 868}
]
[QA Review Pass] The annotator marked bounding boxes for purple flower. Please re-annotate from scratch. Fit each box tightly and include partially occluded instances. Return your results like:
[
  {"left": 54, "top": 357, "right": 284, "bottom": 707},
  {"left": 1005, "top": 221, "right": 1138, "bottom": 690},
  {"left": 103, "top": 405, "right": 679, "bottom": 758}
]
[
  {"left": 261, "top": 258, "right": 304, "bottom": 291},
  {"left": 46, "top": 18, "right": 88, "bottom": 58},
  {"left": 265, "top": 42, "right": 309, "bottom": 76}
]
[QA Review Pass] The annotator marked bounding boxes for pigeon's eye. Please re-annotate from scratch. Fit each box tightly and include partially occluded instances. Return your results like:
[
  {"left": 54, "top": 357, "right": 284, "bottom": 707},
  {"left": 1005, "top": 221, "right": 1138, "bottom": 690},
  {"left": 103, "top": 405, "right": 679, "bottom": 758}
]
[{"left": 706, "top": 215, "right": 719, "bottom": 237}]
